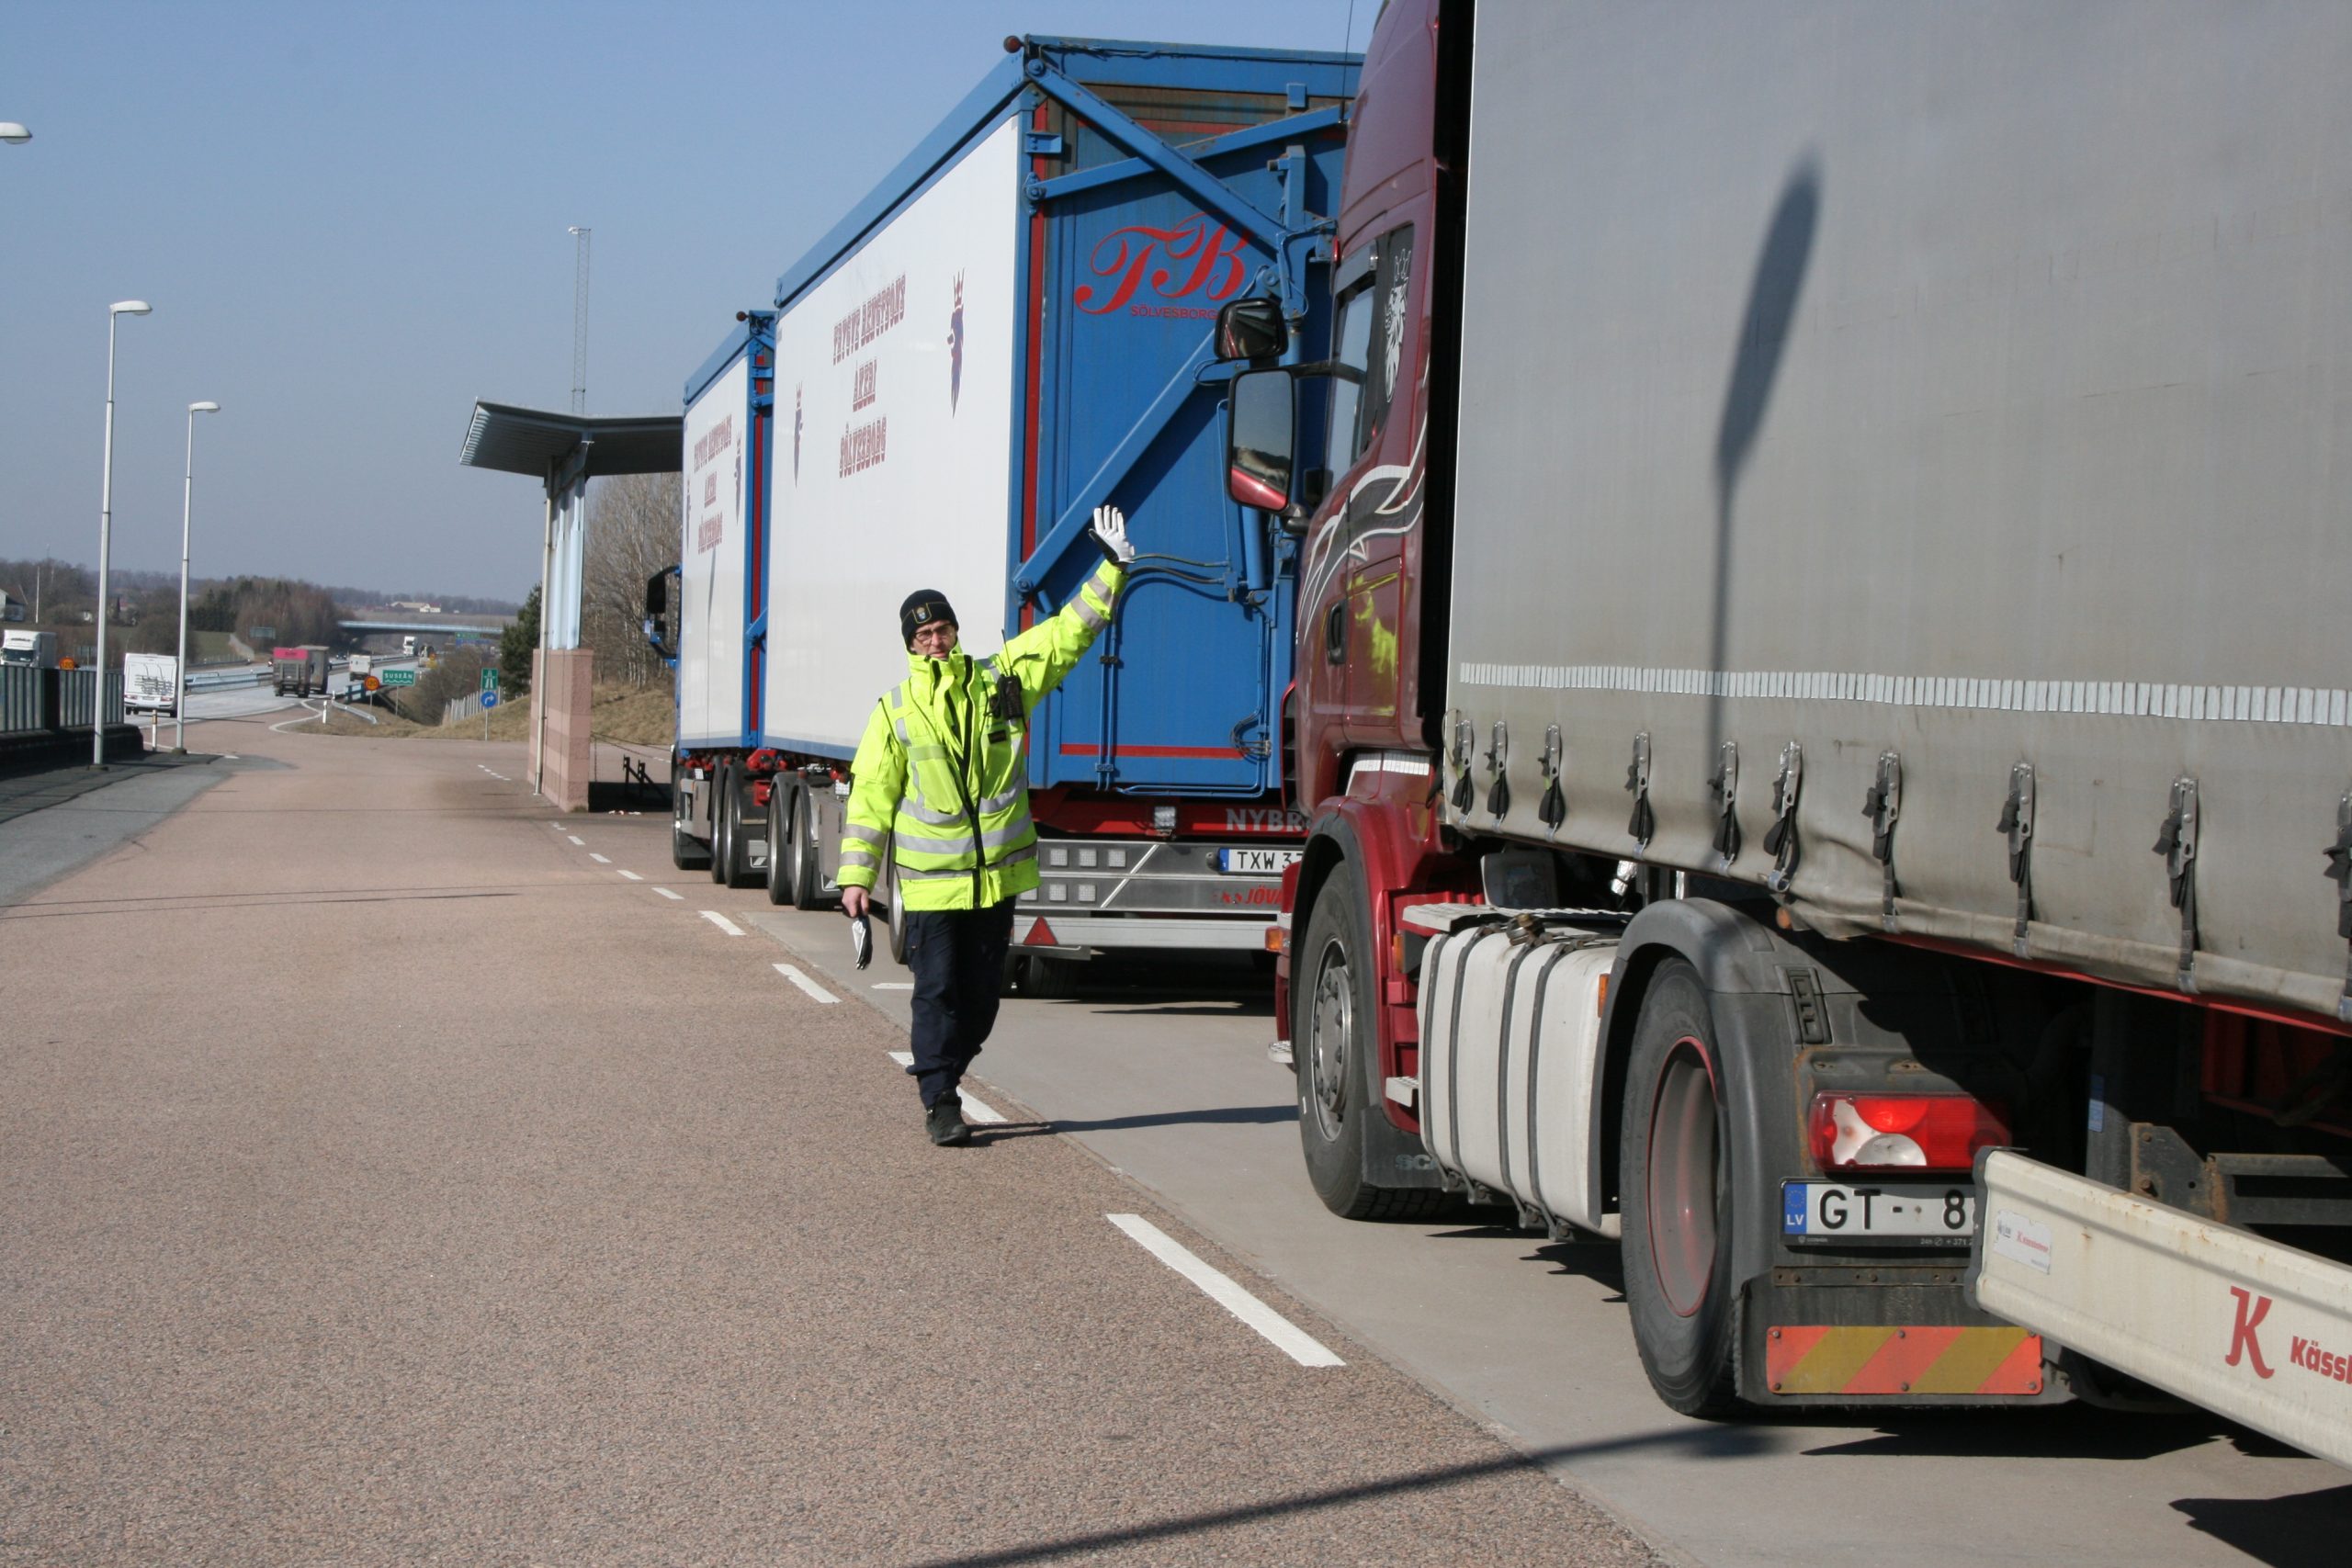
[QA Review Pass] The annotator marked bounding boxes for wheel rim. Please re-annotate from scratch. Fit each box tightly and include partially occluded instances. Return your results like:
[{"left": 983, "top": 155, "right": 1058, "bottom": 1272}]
[
  {"left": 1646, "top": 1037, "right": 1722, "bottom": 1318},
  {"left": 1305, "top": 936, "right": 1352, "bottom": 1141}
]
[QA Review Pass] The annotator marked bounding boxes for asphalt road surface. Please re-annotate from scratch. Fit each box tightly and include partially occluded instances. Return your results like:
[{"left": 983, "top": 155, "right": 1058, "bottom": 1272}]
[
  {"left": 0, "top": 720, "right": 1665, "bottom": 1567},
  {"left": 4, "top": 718, "right": 2344, "bottom": 1565}
]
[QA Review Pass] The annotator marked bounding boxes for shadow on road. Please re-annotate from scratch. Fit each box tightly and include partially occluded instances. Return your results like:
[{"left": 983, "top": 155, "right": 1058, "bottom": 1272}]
[
  {"left": 970, "top": 1104, "right": 1295, "bottom": 1144},
  {"left": 2174, "top": 1483, "right": 2352, "bottom": 1568},
  {"left": 909, "top": 1427, "right": 1774, "bottom": 1568}
]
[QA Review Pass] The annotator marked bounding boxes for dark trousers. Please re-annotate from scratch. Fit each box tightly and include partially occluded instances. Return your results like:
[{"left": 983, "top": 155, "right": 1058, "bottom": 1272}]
[{"left": 903, "top": 897, "right": 1015, "bottom": 1108}]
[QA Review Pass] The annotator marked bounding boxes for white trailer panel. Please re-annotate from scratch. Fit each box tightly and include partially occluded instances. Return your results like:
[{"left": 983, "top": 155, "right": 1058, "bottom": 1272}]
[
  {"left": 679, "top": 355, "right": 751, "bottom": 748},
  {"left": 763, "top": 117, "right": 1023, "bottom": 756}
]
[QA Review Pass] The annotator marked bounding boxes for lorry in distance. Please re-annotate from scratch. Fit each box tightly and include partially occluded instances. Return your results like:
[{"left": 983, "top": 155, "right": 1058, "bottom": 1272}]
[
  {"left": 1, "top": 630, "right": 58, "bottom": 667},
  {"left": 1216, "top": 0, "right": 2352, "bottom": 1461},
  {"left": 122, "top": 652, "right": 177, "bottom": 714},
  {"left": 649, "top": 33, "right": 1352, "bottom": 972},
  {"left": 272, "top": 645, "right": 330, "bottom": 698}
]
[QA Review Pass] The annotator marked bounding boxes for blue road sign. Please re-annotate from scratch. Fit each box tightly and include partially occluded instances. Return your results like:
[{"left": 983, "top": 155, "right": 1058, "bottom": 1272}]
[{"left": 481, "top": 691, "right": 499, "bottom": 710}]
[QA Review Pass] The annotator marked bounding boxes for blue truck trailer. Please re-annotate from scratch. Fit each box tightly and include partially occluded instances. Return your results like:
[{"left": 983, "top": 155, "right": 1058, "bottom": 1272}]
[{"left": 653, "top": 34, "right": 1355, "bottom": 971}]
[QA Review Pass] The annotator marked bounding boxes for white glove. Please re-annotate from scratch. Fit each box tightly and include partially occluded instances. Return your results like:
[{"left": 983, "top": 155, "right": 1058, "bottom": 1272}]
[{"left": 1091, "top": 504, "right": 1136, "bottom": 565}]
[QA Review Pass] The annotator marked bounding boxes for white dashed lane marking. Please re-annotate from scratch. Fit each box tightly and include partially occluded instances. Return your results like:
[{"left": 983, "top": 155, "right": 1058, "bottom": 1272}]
[
  {"left": 1106, "top": 1214, "right": 1345, "bottom": 1369},
  {"left": 772, "top": 964, "right": 839, "bottom": 1004},
  {"left": 589, "top": 853, "right": 611, "bottom": 863},
  {"left": 616, "top": 870, "right": 643, "bottom": 881},
  {"left": 567, "top": 836, "right": 585, "bottom": 846},
  {"left": 885, "top": 1052, "right": 1006, "bottom": 1123},
  {"left": 653, "top": 887, "right": 684, "bottom": 901},
  {"left": 700, "top": 910, "right": 746, "bottom": 937},
  {"left": 871, "top": 982, "right": 913, "bottom": 990}
]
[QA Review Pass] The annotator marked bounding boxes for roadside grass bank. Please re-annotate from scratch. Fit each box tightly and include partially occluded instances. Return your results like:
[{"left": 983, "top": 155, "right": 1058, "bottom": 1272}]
[{"left": 308, "top": 683, "right": 673, "bottom": 749}]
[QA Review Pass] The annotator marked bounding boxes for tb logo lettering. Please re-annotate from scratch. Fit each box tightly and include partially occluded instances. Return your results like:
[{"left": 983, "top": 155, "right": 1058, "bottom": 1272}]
[
  {"left": 2225, "top": 1287, "right": 2276, "bottom": 1380},
  {"left": 1074, "top": 215, "right": 1250, "bottom": 316}
]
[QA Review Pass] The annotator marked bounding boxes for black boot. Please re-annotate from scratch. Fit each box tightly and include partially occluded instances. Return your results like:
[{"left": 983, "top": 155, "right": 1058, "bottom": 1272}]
[{"left": 925, "top": 1095, "right": 970, "bottom": 1146}]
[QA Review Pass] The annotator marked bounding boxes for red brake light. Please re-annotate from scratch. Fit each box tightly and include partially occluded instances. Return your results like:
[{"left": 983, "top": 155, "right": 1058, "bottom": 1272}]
[{"left": 1808, "top": 1093, "right": 2009, "bottom": 1173}]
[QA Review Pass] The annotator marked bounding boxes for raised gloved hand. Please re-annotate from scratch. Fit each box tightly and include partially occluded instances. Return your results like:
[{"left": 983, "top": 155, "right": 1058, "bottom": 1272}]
[{"left": 1091, "top": 504, "right": 1136, "bottom": 565}]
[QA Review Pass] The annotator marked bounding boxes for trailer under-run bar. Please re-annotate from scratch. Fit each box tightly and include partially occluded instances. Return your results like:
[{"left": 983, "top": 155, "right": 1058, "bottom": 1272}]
[{"left": 1970, "top": 1150, "right": 2352, "bottom": 1466}]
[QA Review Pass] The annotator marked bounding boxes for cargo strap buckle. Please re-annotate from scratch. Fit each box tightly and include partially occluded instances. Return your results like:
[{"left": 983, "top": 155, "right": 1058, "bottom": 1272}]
[
  {"left": 2152, "top": 776, "right": 2200, "bottom": 993},
  {"left": 1537, "top": 725, "right": 1567, "bottom": 837},
  {"left": 1485, "top": 721, "right": 1511, "bottom": 823},
  {"left": 1996, "top": 762, "right": 2036, "bottom": 958},
  {"left": 1762, "top": 742, "right": 1804, "bottom": 899},
  {"left": 2328, "top": 788, "right": 2352, "bottom": 1021},
  {"left": 1860, "top": 750, "right": 1903, "bottom": 931},
  {"left": 1449, "top": 715, "right": 1476, "bottom": 817},
  {"left": 1708, "top": 741, "right": 1741, "bottom": 869},
  {"left": 1623, "top": 733, "right": 1655, "bottom": 851}
]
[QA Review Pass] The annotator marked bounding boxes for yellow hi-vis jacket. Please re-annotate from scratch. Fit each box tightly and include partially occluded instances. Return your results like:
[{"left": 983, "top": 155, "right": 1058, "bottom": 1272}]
[{"left": 839, "top": 560, "right": 1125, "bottom": 911}]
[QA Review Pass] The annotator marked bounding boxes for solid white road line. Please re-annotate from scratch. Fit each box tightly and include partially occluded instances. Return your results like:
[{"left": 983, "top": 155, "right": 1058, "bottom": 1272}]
[
  {"left": 772, "top": 963, "right": 840, "bottom": 1004},
  {"left": 1106, "top": 1214, "right": 1345, "bottom": 1369},
  {"left": 700, "top": 910, "right": 746, "bottom": 937},
  {"left": 653, "top": 887, "right": 684, "bottom": 901},
  {"left": 871, "top": 981, "right": 914, "bottom": 990},
  {"left": 616, "top": 869, "right": 643, "bottom": 881},
  {"left": 589, "top": 853, "right": 611, "bottom": 863},
  {"left": 567, "top": 835, "right": 585, "bottom": 846},
  {"left": 885, "top": 1052, "right": 1006, "bottom": 1122}
]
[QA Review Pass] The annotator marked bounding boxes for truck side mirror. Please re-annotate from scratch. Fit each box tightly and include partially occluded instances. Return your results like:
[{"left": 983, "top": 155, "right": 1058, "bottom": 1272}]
[
  {"left": 1214, "top": 298, "right": 1285, "bottom": 364},
  {"left": 1226, "top": 368, "right": 1297, "bottom": 515},
  {"left": 643, "top": 566, "right": 678, "bottom": 660}
]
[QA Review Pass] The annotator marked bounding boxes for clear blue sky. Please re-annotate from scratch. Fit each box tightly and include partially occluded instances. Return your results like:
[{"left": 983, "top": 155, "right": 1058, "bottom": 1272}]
[{"left": 0, "top": 0, "right": 1368, "bottom": 602}]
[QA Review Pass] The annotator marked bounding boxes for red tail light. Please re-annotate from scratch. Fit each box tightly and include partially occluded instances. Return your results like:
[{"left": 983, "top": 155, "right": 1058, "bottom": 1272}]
[{"left": 1808, "top": 1093, "right": 2008, "bottom": 1173}]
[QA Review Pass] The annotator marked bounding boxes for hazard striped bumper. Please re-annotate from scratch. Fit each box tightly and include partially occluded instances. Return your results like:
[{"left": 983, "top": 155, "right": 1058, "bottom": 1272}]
[{"left": 1765, "top": 1325, "right": 2044, "bottom": 1397}]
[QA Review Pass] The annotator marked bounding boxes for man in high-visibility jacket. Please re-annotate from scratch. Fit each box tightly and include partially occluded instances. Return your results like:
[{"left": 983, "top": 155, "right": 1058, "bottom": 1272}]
[{"left": 839, "top": 505, "right": 1135, "bottom": 1145}]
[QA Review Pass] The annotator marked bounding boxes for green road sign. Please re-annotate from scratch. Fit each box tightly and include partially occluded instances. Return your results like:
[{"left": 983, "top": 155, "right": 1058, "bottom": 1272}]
[
  {"left": 249, "top": 626, "right": 276, "bottom": 641},
  {"left": 383, "top": 669, "right": 415, "bottom": 687},
  {"left": 481, "top": 668, "right": 500, "bottom": 693}
]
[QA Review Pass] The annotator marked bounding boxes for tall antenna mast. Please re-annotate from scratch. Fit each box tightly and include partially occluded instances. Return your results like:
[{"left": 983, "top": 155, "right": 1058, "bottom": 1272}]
[{"left": 567, "top": 225, "right": 591, "bottom": 414}]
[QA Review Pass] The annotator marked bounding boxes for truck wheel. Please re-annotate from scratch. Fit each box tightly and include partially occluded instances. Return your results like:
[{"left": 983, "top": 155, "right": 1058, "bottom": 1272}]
[
  {"left": 764, "top": 783, "right": 795, "bottom": 906},
  {"left": 788, "top": 784, "right": 828, "bottom": 911},
  {"left": 885, "top": 854, "right": 911, "bottom": 966},
  {"left": 1620, "top": 958, "right": 1747, "bottom": 1417},
  {"left": 709, "top": 764, "right": 736, "bottom": 885},
  {"left": 1294, "top": 862, "right": 1442, "bottom": 1220},
  {"left": 671, "top": 773, "right": 711, "bottom": 870}
]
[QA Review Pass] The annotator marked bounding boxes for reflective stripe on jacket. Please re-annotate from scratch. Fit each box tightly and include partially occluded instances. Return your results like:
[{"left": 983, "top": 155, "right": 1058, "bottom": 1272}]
[{"left": 839, "top": 559, "right": 1124, "bottom": 911}]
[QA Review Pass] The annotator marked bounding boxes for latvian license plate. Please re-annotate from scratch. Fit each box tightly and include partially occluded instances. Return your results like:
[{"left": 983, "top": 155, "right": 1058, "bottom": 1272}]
[
  {"left": 1782, "top": 1181, "right": 1976, "bottom": 1240},
  {"left": 1218, "top": 848, "right": 1302, "bottom": 876}
]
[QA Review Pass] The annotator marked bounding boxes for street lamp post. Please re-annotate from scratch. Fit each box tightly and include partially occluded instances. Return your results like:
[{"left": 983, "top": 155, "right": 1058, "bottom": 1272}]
[
  {"left": 173, "top": 400, "right": 220, "bottom": 753},
  {"left": 94, "top": 299, "right": 153, "bottom": 767}
]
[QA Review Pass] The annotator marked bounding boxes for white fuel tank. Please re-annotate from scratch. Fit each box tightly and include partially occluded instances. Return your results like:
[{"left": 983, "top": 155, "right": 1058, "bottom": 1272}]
[{"left": 1416, "top": 913, "right": 1622, "bottom": 1236}]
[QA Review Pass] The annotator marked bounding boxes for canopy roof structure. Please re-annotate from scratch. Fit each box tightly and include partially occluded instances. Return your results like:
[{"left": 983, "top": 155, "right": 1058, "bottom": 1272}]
[{"left": 458, "top": 401, "right": 681, "bottom": 479}]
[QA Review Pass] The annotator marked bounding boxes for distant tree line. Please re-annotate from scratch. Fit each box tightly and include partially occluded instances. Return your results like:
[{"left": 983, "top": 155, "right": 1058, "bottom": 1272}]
[{"left": 580, "top": 471, "right": 679, "bottom": 690}]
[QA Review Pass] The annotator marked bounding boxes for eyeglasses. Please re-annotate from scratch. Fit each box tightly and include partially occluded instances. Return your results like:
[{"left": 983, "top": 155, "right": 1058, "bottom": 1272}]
[{"left": 911, "top": 623, "right": 957, "bottom": 649}]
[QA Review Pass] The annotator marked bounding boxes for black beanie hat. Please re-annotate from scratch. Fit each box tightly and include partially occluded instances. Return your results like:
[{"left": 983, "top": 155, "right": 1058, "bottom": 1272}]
[{"left": 899, "top": 589, "right": 958, "bottom": 648}]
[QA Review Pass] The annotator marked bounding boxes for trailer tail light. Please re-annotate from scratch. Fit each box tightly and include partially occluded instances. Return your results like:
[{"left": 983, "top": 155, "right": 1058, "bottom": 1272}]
[{"left": 1807, "top": 1094, "right": 2008, "bottom": 1173}]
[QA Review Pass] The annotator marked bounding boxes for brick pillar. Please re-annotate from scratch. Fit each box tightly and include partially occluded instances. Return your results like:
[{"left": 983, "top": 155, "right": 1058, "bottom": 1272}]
[{"left": 538, "top": 648, "right": 594, "bottom": 814}]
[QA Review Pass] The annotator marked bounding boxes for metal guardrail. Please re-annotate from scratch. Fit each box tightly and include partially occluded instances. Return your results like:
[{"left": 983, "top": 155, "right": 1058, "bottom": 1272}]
[
  {"left": 1, "top": 664, "right": 42, "bottom": 734},
  {"left": 1, "top": 667, "right": 122, "bottom": 736},
  {"left": 56, "top": 670, "right": 122, "bottom": 730}
]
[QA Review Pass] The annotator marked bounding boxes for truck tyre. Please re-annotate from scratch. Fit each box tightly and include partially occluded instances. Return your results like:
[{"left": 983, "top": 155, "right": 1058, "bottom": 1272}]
[
  {"left": 722, "top": 767, "right": 762, "bottom": 889},
  {"left": 884, "top": 853, "right": 911, "bottom": 966},
  {"left": 763, "top": 782, "right": 795, "bottom": 906},
  {"left": 671, "top": 773, "right": 711, "bottom": 870},
  {"left": 1294, "top": 861, "right": 1446, "bottom": 1220},
  {"left": 787, "top": 783, "right": 828, "bottom": 911},
  {"left": 1620, "top": 958, "right": 1747, "bottom": 1418},
  {"left": 709, "top": 763, "right": 736, "bottom": 885}
]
